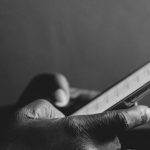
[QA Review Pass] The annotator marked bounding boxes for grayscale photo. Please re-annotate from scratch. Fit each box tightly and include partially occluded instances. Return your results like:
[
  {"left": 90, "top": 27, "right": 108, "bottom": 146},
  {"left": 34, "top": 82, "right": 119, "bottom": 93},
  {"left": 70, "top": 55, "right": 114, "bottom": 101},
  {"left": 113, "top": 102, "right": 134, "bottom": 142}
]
[{"left": 0, "top": 0, "right": 150, "bottom": 149}]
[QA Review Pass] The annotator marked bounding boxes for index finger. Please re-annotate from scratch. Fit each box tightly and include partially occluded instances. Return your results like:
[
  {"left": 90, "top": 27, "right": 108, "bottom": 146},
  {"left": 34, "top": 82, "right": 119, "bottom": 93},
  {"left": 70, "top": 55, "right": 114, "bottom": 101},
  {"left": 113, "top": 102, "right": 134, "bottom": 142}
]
[{"left": 65, "top": 105, "right": 150, "bottom": 136}]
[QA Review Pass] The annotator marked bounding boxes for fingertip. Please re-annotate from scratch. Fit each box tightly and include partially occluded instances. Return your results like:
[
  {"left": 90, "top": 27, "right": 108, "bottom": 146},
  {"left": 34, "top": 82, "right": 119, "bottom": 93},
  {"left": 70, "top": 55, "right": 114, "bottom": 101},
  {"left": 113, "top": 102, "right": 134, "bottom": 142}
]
[
  {"left": 121, "top": 105, "right": 150, "bottom": 130},
  {"left": 133, "top": 105, "right": 150, "bottom": 122},
  {"left": 54, "top": 89, "right": 69, "bottom": 107},
  {"left": 143, "top": 106, "right": 150, "bottom": 122}
]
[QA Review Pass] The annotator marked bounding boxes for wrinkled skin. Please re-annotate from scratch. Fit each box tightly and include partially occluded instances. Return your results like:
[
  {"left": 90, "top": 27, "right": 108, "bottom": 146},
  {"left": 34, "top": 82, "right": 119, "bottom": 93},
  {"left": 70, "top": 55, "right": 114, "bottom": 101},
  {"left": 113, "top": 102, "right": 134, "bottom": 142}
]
[{"left": 0, "top": 73, "right": 150, "bottom": 150}]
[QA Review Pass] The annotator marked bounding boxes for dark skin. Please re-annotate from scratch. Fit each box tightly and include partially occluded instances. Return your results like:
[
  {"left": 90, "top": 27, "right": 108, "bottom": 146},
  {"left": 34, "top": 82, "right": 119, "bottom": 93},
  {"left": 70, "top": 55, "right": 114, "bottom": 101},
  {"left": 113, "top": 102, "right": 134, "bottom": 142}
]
[{"left": 0, "top": 73, "right": 150, "bottom": 150}]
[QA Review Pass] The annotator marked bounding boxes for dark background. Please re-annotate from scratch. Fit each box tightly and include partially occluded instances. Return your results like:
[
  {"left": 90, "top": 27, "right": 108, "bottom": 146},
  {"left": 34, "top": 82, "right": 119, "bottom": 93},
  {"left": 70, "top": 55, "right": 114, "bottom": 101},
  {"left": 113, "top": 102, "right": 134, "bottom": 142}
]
[{"left": 0, "top": 0, "right": 150, "bottom": 106}]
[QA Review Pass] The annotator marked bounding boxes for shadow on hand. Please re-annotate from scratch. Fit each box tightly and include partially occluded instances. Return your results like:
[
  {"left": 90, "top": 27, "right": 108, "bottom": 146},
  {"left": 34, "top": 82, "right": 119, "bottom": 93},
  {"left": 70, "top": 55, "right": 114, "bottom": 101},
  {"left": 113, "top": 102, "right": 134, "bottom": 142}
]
[
  {"left": 119, "top": 123, "right": 150, "bottom": 150},
  {"left": 16, "top": 73, "right": 58, "bottom": 109}
]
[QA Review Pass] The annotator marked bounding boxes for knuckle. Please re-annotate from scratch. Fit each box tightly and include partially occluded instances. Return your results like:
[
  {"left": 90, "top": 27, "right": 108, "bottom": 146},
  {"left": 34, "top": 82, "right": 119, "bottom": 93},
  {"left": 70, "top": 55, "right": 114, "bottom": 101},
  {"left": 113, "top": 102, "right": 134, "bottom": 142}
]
[
  {"left": 119, "top": 105, "right": 150, "bottom": 129},
  {"left": 64, "top": 116, "right": 86, "bottom": 137},
  {"left": 137, "top": 106, "right": 149, "bottom": 123},
  {"left": 116, "top": 111, "right": 129, "bottom": 130},
  {"left": 102, "top": 111, "right": 128, "bottom": 129}
]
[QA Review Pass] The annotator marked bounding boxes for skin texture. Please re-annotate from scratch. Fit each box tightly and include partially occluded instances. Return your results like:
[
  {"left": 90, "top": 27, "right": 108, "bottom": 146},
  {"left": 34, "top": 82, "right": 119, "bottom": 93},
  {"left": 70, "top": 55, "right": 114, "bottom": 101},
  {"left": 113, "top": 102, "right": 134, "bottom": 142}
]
[{"left": 1, "top": 73, "right": 150, "bottom": 150}]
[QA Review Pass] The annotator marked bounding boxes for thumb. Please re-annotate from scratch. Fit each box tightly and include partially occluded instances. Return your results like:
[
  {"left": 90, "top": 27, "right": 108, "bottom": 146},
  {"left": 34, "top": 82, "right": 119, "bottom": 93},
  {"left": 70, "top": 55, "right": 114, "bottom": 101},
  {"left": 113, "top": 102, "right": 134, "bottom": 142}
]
[
  {"left": 66, "top": 106, "right": 150, "bottom": 138},
  {"left": 16, "top": 99, "right": 65, "bottom": 124}
]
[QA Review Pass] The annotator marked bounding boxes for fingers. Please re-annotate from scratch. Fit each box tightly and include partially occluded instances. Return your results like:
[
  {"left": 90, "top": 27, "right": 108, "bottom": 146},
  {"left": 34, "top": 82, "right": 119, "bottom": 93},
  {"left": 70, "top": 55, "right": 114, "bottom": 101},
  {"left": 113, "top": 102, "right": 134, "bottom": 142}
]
[
  {"left": 119, "top": 105, "right": 150, "bottom": 129},
  {"left": 17, "top": 73, "right": 70, "bottom": 109},
  {"left": 114, "top": 100, "right": 139, "bottom": 110},
  {"left": 53, "top": 74, "right": 70, "bottom": 107},
  {"left": 16, "top": 99, "right": 65, "bottom": 124},
  {"left": 70, "top": 87, "right": 99, "bottom": 101},
  {"left": 66, "top": 105, "right": 150, "bottom": 138}
]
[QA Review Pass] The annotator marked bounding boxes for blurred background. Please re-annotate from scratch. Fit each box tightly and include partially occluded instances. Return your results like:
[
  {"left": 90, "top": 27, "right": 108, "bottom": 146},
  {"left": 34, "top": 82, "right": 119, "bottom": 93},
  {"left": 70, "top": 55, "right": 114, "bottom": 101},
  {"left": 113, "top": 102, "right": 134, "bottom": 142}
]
[{"left": 0, "top": 0, "right": 150, "bottom": 106}]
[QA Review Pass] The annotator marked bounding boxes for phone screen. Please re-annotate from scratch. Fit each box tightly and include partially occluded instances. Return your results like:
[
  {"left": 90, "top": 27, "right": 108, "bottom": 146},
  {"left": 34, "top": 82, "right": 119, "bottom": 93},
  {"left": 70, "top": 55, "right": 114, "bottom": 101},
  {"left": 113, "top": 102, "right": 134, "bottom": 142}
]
[{"left": 72, "top": 62, "right": 150, "bottom": 116}]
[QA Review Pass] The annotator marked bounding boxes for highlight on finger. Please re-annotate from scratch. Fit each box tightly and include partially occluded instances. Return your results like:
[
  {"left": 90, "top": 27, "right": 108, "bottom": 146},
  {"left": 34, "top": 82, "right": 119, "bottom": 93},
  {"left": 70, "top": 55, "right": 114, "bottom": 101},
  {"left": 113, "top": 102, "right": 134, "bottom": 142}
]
[
  {"left": 53, "top": 73, "right": 70, "bottom": 107},
  {"left": 54, "top": 89, "right": 69, "bottom": 107},
  {"left": 16, "top": 99, "right": 65, "bottom": 124},
  {"left": 64, "top": 105, "right": 150, "bottom": 137},
  {"left": 119, "top": 105, "right": 150, "bottom": 130}
]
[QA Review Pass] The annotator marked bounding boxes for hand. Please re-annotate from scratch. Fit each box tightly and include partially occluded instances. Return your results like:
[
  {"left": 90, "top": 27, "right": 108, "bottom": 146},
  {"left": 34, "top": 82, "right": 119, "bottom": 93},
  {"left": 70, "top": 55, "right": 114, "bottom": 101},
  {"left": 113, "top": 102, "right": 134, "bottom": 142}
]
[{"left": 1, "top": 73, "right": 150, "bottom": 150}]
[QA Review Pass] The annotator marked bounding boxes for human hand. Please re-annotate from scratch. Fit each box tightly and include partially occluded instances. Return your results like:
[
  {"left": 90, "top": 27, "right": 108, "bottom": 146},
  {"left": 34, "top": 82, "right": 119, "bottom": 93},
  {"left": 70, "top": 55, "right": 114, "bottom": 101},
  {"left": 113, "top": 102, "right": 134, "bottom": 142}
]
[
  {"left": 11, "top": 101, "right": 150, "bottom": 150},
  {"left": 1, "top": 73, "right": 150, "bottom": 150}
]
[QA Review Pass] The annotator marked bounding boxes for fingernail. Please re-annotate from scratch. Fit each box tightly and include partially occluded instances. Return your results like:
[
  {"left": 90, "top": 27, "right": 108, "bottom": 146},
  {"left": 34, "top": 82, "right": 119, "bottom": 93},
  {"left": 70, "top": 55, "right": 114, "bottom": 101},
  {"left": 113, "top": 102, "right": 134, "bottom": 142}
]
[{"left": 54, "top": 89, "right": 69, "bottom": 107}]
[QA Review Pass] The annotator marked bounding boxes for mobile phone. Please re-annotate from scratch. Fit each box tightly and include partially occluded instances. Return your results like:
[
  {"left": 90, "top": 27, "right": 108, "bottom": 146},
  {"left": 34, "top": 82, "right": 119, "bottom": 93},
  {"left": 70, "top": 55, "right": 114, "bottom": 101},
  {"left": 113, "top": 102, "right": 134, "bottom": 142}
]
[{"left": 71, "top": 61, "right": 150, "bottom": 116}]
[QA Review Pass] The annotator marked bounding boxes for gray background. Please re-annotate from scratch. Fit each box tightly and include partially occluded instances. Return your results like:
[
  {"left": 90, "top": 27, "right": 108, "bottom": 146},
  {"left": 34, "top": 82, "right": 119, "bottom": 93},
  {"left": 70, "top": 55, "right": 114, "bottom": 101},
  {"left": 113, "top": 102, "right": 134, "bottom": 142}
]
[{"left": 0, "top": 0, "right": 150, "bottom": 105}]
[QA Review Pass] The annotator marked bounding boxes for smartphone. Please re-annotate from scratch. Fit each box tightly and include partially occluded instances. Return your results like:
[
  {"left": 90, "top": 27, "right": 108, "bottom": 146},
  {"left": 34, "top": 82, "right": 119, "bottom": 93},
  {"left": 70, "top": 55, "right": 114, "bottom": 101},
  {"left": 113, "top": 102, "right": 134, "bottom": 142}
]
[{"left": 59, "top": 61, "right": 150, "bottom": 116}]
